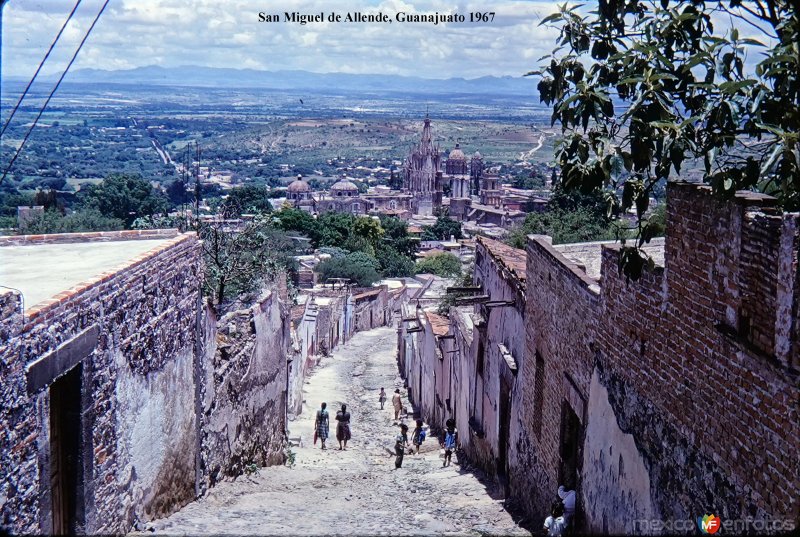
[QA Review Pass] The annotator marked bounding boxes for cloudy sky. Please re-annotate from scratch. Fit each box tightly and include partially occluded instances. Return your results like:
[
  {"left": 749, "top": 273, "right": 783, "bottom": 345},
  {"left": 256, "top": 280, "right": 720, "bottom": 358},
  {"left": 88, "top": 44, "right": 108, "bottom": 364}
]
[{"left": 3, "top": 0, "right": 561, "bottom": 80}]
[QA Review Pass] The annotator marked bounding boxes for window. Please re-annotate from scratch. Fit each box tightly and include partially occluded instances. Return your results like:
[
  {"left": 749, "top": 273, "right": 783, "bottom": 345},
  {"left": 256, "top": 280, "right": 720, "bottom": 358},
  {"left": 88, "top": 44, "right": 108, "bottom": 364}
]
[{"left": 533, "top": 352, "right": 545, "bottom": 439}]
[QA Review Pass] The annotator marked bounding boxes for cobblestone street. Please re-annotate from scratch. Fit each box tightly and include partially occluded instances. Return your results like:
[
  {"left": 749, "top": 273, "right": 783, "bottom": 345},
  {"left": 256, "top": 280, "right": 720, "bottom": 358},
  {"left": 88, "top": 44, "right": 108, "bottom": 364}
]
[{"left": 143, "top": 326, "right": 530, "bottom": 536}]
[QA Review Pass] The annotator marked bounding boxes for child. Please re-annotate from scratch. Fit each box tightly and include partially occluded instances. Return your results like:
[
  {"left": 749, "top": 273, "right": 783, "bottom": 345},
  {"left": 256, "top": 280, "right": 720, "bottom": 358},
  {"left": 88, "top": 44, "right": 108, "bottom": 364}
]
[
  {"left": 543, "top": 500, "right": 566, "bottom": 536},
  {"left": 394, "top": 424, "right": 409, "bottom": 469},
  {"left": 442, "top": 418, "right": 457, "bottom": 467},
  {"left": 379, "top": 387, "right": 387, "bottom": 410},
  {"left": 411, "top": 419, "right": 425, "bottom": 454}
]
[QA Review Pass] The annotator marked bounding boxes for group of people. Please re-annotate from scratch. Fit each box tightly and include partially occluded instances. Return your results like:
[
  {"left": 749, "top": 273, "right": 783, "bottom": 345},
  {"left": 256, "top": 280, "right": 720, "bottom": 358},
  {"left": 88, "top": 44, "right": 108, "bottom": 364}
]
[{"left": 313, "top": 402, "right": 351, "bottom": 450}]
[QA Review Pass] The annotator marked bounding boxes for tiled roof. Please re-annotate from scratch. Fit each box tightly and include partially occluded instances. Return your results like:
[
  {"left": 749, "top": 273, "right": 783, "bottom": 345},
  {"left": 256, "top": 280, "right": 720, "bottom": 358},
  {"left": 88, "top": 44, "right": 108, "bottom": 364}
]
[
  {"left": 477, "top": 236, "right": 526, "bottom": 283},
  {"left": 425, "top": 311, "right": 450, "bottom": 336}
]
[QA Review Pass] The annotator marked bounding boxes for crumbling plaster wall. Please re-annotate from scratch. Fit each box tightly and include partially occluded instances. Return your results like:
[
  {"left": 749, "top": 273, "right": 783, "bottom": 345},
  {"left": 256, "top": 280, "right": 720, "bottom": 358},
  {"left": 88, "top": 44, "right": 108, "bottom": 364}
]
[{"left": 200, "top": 287, "right": 289, "bottom": 487}]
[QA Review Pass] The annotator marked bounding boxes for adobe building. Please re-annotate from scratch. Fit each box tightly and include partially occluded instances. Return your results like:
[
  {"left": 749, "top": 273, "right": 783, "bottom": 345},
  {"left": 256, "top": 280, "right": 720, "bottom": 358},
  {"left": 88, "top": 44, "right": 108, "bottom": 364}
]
[
  {"left": 398, "top": 182, "right": 799, "bottom": 532},
  {"left": 518, "top": 182, "right": 798, "bottom": 531},
  {"left": 0, "top": 230, "right": 291, "bottom": 534}
]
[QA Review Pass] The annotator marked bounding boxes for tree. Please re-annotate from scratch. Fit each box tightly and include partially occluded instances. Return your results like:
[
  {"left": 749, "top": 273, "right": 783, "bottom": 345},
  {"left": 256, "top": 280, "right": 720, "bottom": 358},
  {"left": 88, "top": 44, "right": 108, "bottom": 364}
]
[
  {"left": 200, "top": 216, "right": 295, "bottom": 305},
  {"left": 376, "top": 244, "right": 415, "bottom": 277},
  {"left": 415, "top": 252, "right": 462, "bottom": 278},
  {"left": 19, "top": 208, "right": 124, "bottom": 235},
  {"left": 316, "top": 251, "right": 381, "bottom": 287},
  {"left": 533, "top": 0, "right": 798, "bottom": 278},
  {"left": 220, "top": 184, "right": 273, "bottom": 217},
  {"left": 379, "top": 215, "right": 418, "bottom": 257},
  {"left": 80, "top": 173, "right": 168, "bottom": 227},
  {"left": 421, "top": 214, "right": 463, "bottom": 241},
  {"left": 507, "top": 207, "right": 620, "bottom": 248}
]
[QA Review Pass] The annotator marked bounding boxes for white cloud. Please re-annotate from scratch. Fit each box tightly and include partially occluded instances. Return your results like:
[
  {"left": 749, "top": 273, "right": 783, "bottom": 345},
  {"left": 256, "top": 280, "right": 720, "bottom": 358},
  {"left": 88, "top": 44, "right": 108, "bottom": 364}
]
[{"left": 3, "top": 0, "right": 562, "bottom": 80}]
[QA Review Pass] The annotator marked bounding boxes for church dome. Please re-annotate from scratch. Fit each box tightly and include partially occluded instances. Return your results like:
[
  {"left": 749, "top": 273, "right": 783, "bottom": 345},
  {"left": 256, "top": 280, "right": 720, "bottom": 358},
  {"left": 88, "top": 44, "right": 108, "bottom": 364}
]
[
  {"left": 448, "top": 144, "right": 466, "bottom": 160},
  {"left": 330, "top": 179, "right": 359, "bottom": 192},
  {"left": 288, "top": 175, "right": 311, "bottom": 193},
  {"left": 330, "top": 179, "right": 360, "bottom": 197},
  {"left": 472, "top": 151, "right": 482, "bottom": 159}
]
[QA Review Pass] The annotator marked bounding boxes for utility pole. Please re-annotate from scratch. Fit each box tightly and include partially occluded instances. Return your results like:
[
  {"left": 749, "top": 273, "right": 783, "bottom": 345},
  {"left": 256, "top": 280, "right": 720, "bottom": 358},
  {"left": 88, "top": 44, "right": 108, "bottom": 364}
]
[{"left": 194, "top": 142, "right": 201, "bottom": 229}]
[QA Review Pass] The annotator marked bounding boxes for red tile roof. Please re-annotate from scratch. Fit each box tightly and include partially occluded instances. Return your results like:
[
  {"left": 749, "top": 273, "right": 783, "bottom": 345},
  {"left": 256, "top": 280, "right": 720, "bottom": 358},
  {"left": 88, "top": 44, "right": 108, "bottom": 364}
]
[{"left": 477, "top": 236, "right": 526, "bottom": 283}]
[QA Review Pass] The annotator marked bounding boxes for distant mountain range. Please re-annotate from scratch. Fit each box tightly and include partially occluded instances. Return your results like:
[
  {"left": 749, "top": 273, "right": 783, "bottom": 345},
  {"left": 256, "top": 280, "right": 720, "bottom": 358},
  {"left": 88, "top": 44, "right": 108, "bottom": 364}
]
[{"left": 41, "top": 65, "right": 539, "bottom": 95}]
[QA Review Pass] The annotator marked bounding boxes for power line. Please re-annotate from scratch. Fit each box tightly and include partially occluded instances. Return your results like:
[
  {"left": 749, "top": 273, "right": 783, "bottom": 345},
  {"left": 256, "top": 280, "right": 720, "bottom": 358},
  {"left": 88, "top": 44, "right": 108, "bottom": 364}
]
[
  {"left": 0, "top": 0, "right": 110, "bottom": 186},
  {"left": 0, "top": 0, "right": 83, "bottom": 138}
]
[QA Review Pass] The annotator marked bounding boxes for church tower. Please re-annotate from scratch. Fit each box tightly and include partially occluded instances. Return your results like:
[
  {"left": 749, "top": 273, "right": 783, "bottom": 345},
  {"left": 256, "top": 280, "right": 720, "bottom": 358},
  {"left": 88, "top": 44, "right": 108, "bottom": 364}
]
[{"left": 403, "top": 115, "right": 443, "bottom": 215}]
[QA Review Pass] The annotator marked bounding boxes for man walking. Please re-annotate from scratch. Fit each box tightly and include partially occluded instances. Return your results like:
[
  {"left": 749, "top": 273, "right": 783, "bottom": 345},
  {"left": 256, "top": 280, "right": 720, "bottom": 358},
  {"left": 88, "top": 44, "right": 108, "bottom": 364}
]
[{"left": 392, "top": 389, "right": 402, "bottom": 421}]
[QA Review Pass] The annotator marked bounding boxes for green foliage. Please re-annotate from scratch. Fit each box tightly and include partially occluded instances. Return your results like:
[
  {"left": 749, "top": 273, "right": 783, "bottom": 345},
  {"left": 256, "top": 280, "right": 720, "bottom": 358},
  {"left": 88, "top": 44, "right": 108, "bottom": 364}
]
[
  {"left": 421, "top": 214, "right": 463, "bottom": 241},
  {"left": 507, "top": 186, "right": 620, "bottom": 247},
  {"left": 19, "top": 208, "right": 124, "bottom": 235},
  {"left": 131, "top": 214, "right": 188, "bottom": 230},
  {"left": 200, "top": 216, "right": 295, "bottom": 305},
  {"left": 507, "top": 207, "right": 620, "bottom": 248},
  {"left": 438, "top": 265, "right": 475, "bottom": 315},
  {"left": 220, "top": 184, "right": 273, "bottom": 217},
  {"left": 534, "top": 0, "right": 798, "bottom": 278},
  {"left": 318, "top": 246, "right": 348, "bottom": 259},
  {"left": 80, "top": 173, "right": 168, "bottom": 227},
  {"left": 379, "top": 215, "right": 418, "bottom": 257},
  {"left": 415, "top": 252, "right": 462, "bottom": 278},
  {"left": 376, "top": 244, "right": 415, "bottom": 277},
  {"left": 316, "top": 251, "right": 381, "bottom": 287}
]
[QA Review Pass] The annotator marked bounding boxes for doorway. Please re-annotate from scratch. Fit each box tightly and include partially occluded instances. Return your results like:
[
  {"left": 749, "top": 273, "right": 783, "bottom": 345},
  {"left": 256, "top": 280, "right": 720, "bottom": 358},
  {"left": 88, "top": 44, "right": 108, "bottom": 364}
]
[
  {"left": 50, "top": 365, "right": 83, "bottom": 535},
  {"left": 558, "top": 402, "right": 583, "bottom": 490}
]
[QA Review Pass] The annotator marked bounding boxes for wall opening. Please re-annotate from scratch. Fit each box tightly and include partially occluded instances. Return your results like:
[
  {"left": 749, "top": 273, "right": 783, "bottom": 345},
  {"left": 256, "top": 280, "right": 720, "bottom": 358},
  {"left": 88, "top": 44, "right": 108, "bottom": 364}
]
[
  {"left": 498, "top": 375, "right": 512, "bottom": 484},
  {"left": 533, "top": 352, "right": 545, "bottom": 439},
  {"left": 558, "top": 401, "right": 583, "bottom": 490},
  {"left": 49, "top": 364, "right": 84, "bottom": 535}
]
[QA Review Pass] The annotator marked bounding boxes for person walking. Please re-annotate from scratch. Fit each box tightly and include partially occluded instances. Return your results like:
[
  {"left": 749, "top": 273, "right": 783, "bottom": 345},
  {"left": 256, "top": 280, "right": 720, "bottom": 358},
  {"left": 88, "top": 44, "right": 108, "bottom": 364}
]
[
  {"left": 314, "top": 402, "right": 329, "bottom": 450},
  {"left": 392, "top": 389, "right": 402, "bottom": 421},
  {"left": 442, "top": 418, "right": 457, "bottom": 467},
  {"left": 335, "top": 404, "right": 351, "bottom": 450},
  {"left": 411, "top": 419, "right": 425, "bottom": 454},
  {"left": 378, "top": 388, "right": 387, "bottom": 410},
  {"left": 394, "top": 423, "right": 409, "bottom": 469}
]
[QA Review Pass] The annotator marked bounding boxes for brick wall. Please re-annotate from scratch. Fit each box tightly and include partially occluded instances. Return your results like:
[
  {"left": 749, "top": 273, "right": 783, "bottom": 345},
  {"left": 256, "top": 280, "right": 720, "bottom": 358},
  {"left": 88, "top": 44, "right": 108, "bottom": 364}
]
[
  {"left": 588, "top": 184, "right": 799, "bottom": 527},
  {"left": 520, "top": 235, "right": 600, "bottom": 520}
]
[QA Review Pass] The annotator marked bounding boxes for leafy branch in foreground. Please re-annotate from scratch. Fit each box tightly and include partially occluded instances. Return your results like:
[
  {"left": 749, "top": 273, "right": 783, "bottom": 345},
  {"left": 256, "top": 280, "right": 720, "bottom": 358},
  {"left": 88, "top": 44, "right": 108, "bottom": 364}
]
[{"left": 532, "top": 0, "right": 798, "bottom": 279}]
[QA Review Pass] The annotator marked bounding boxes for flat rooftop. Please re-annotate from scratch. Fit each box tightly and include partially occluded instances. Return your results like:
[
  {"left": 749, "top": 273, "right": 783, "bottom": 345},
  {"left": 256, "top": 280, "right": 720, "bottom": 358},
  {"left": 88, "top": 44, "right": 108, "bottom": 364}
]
[
  {"left": 0, "top": 238, "right": 171, "bottom": 311},
  {"left": 554, "top": 238, "right": 666, "bottom": 280}
]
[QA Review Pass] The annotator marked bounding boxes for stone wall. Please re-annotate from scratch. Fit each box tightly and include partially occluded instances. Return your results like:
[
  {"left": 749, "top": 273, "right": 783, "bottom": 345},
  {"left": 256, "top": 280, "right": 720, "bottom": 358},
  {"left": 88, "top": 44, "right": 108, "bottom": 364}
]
[
  {"left": 0, "top": 233, "right": 201, "bottom": 534},
  {"left": 1, "top": 232, "right": 295, "bottom": 535},
  {"left": 523, "top": 182, "right": 799, "bottom": 531},
  {"left": 199, "top": 287, "right": 289, "bottom": 488}
]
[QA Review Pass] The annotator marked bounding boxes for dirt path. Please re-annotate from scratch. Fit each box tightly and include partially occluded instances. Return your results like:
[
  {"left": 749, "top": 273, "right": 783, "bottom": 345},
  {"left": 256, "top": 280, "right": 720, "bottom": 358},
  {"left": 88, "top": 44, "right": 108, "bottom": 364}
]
[{"left": 143, "top": 327, "right": 530, "bottom": 536}]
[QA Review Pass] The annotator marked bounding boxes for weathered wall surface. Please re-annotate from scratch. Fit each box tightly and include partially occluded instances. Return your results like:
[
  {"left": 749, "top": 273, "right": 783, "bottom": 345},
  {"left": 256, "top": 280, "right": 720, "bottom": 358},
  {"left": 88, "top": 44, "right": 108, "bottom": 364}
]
[
  {"left": 1, "top": 231, "right": 296, "bottom": 535},
  {"left": 581, "top": 366, "right": 655, "bottom": 535},
  {"left": 518, "top": 235, "right": 599, "bottom": 519},
  {"left": 397, "top": 182, "right": 799, "bottom": 532},
  {"left": 200, "top": 288, "right": 289, "bottom": 487},
  {"left": 0, "top": 232, "right": 201, "bottom": 534},
  {"left": 590, "top": 184, "right": 799, "bottom": 527},
  {"left": 468, "top": 238, "right": 526, "bottom": 480}
]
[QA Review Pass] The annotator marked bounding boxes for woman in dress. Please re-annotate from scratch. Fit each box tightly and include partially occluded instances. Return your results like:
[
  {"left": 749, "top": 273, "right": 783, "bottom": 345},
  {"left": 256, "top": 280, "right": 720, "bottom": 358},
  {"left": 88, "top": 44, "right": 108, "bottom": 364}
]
[
  {"left": 335, "top": 403, "right": 351, "bottom": 450},
  {"left": 315, "top": 402, "right": 329, "bottom": 450}
]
